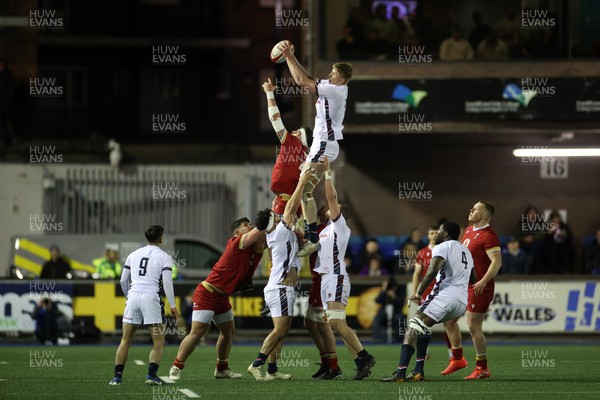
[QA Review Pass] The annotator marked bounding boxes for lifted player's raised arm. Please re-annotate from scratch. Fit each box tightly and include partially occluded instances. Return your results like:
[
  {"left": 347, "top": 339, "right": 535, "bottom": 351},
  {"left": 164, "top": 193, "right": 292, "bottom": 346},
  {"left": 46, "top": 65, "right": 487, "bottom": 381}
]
[
  {"left": 279, "top": 41, "right": 317, "bottom": 94},
  {"left": 262, "top": 78, "right": 287, "bottom": 142}
]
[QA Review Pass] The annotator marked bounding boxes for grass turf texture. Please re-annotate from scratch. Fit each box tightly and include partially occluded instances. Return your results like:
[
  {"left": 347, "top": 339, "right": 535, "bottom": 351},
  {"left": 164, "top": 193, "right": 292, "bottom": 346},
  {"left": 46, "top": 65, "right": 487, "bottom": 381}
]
[{"left": 1, "top": 343, "right": 599, "bottom": 400}]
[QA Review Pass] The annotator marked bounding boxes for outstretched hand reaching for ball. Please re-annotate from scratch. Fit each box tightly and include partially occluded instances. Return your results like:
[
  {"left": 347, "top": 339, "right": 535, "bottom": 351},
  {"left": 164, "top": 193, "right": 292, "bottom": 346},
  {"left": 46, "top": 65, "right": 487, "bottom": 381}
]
[{"left": 262, "top": 78, "right": 277, "bottom": 93}]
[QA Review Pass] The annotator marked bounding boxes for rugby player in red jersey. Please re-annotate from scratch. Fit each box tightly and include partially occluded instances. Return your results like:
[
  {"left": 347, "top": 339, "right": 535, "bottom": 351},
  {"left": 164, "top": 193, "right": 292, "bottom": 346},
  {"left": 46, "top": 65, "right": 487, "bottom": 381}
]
[{"left": 168, "top": 209, "right": 272, "bottom": 380}]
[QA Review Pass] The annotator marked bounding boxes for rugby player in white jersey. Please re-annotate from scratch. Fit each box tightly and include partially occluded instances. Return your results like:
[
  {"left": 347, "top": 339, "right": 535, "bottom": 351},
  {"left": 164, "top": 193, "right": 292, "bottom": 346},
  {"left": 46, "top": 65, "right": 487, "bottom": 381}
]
[
  {"left": 247, "top": 170, "right": 312, "bottom": 380},
  {"left": 381, "top": 222, "right": 476, "bottom": 383},
  {"left": 109, "top": 225, "right": 178, "bottom": 386},
  {"left": 278, "top": 41, "right": 352, "bottom": 257},
  {"left": 313, "top": 157, "right": 376, "bottom": 380}
]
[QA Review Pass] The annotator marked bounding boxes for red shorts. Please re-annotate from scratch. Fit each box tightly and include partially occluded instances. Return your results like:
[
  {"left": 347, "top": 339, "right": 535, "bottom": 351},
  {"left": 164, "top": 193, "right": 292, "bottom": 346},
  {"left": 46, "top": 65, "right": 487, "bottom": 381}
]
[
  {"left": 272, "top": 194, "right": 302, "bottom": 217},
  {"left": 308, "top": 271, "right": 323, "bottom": 309},
  {"left": 192, "top": 284, "right": 232, "bottom": 315},
  {"left": 467, "top": 285, "right": 495, "bottom": 313}
]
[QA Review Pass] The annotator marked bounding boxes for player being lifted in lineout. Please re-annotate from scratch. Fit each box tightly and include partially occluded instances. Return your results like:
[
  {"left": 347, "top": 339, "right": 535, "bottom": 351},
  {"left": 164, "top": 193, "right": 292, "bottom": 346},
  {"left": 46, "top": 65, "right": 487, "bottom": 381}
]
[{"left": 277, "top": 40, "right": 352, "bottom": 257}]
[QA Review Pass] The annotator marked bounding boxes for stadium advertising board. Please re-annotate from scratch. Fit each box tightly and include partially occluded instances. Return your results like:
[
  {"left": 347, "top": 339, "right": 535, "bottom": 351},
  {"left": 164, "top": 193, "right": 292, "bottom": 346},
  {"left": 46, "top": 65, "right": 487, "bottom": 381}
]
[
  {"left": 1, "top": 281, "right": 597, "bottom": 334},
  {"left": 345, "top": 78, "right": 600, "bottom": 124}
]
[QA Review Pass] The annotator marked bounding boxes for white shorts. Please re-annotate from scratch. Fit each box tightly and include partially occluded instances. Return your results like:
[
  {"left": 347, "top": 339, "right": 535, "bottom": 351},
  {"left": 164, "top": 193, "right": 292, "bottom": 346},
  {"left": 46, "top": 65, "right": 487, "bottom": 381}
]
[
  {"left": 419, "top": 295, "right": 466, "bottom": 323},
  {"left": 264, "top": 286, "right": 297, "bottom": 318},
  {"left": 320, "top": 273, "right": 350, "bottom": 310},
  {"left": 192, "top": 309, "right": 234, "bottom": 325},
  {"left": 122, "top": 292, "right": 164, "bottom": 326},
  {"left": 306, "top": 139, "right": 339, "bottom": 164}
]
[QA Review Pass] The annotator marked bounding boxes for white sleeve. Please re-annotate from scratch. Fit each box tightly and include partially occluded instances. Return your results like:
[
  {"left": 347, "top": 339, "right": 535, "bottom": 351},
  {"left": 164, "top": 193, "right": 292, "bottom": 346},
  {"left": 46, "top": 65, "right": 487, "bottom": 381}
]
[
  {"left": 315, "top": 79, "right": 339, "bottom": 99},
  {"left": 161, "top": 255, "right": 176, "bottom": 308},
  {"left": 431, "top": 243, "right": 448, "bottom": 260},
  {"left": 120, "top": 262, "right": 131, "bottom": 297}
]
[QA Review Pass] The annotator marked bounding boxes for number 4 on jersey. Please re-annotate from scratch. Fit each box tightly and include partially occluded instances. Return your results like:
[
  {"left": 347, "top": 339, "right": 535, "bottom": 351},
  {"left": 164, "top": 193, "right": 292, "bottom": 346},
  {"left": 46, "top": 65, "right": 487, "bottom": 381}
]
[{"left": 461, "top": 251, "right": 468, "bottom": 269}]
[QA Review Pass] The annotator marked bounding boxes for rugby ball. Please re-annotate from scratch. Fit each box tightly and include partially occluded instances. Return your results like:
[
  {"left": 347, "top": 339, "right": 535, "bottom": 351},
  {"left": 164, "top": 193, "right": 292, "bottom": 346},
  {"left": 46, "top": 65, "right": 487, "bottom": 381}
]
[{"left": 270, "top": 40, "right": 294, "bottom": 63}]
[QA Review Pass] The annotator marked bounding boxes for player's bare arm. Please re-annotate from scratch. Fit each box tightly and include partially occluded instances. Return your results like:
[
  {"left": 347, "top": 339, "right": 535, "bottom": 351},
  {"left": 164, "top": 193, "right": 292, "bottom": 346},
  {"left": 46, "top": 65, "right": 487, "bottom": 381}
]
[
  {"left": 408, "top": 256, "right": 443, "bottom": 304},
  {"left": 280, "top": 266, "right": 299, "bottom": 287},
  {"left": 283, "top": 169, "right": 311, "bottom": 226},
  {"left": 472, "top": 250, "right": 502, "bottom": 295},
  {"left": 279, "top": 41, "right": 317, "bottom": 94},
  {"left": 263, "top": 78, "right": 287, "bottom": 142},
  {"left": 240, "top": 209, "right": 271, "bottom": 250},
  {"left": 322, "top": 157, "right": 340, "bottom": 219}
]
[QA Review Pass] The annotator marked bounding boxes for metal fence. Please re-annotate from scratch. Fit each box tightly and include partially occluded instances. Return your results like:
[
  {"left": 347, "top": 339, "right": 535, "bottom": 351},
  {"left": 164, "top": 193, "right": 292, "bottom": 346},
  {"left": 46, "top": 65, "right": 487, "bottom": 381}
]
[{"left": 40, "top": 165, "right": 270, "bottom": 245}]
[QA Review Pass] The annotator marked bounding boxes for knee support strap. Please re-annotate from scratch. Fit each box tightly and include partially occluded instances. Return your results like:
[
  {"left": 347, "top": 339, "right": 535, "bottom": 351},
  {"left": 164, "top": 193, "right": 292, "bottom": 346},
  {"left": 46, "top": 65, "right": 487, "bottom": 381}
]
[
  {"left": 409, "top": 316, "right": 432, "bottom": 335},
  {"left": 325, "top": 309, "right": 346, "bottom": 321}
]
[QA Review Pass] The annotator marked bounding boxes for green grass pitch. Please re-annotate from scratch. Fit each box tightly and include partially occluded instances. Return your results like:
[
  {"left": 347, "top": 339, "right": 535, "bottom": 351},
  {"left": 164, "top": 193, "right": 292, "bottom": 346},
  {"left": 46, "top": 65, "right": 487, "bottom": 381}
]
[{"left": 1, "top": 342, "right": 599, "bottom": 400}]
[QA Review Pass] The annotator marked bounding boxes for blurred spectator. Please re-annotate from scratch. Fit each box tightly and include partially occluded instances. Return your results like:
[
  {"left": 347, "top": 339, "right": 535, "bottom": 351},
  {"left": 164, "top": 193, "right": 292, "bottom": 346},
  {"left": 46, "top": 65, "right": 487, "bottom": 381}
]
[
  {"left": 469, "top": 11, "right": 492, "bottom": 50},
  {"left": 584, "top": 229, "right": 600, "bottom": 274},
  {"left": 496, "top": 3, "right": 522, "bottom": 57},
  {"left": 93, "top": 243, "right": 122, "bottom": 279},
  {"left": 40, "top": 245, "right": 72, "bottom": 279},
  {"left": 0, "top": 59, "right": 16, "bottom": 150},
  {"left": 347, "top": 7, "right": 367, "bottom": 44},
  {"left": 336, "top": 25, "right": 358, "bottom": 59},
  {"left": 372, "top": 275, "right": 403, "bottom": 342},
  {"left": 399, "top": 242, "right": 418, "bottom": 273},
  {"left": 542, "top": 211, "right": 573, "bottom": 273},
  {"left": 476, "top": 30, "right": 508, "bottom": 60},
  {"left": 360, "top": 255, "right": 389, "bottom": 277},
  {"left": 32, "top": 297, "right": 59, "bottom": 345},
  {"left": 390, "top": 7, "right": 415, "bottom": 46},
  {"left": 404, "top": 228, "right": 427, "bottom": 250},
  {"left": 358, "top": 238, "right": 383, "bottom": 272},
  {"left": 520, "top": 29, "right": 554, "bottom": 58},
  {"left": 357, "top": 28, "right": 392, "bottom": 60},
  {"left": 368, "top": 4, "right": 397, "bottom": 45},
  {"left": 439, "top": 25, "right": 474, "bottom": 61},
  {"left": 502, "top": 237, "right": 529, "bottom": 274},
  {"left": 513, "top": 204, "right": 545, "bottom": 274}
]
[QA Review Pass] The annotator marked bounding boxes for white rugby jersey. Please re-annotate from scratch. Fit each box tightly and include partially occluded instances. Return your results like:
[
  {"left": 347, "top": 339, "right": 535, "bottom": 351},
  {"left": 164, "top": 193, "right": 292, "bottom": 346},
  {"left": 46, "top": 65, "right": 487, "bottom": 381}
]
[
  {"left": 314, "top": 213, "right": 350, "bottom": 275},
  {"left": 121, "top": 244, "right": 175, "bottom": 306},
  {"left": 313, "top": 79, "right": 348, "bottom": 141},
  {"left": 265, "top": 221, "right": 300, "bottom": 289},
  {"left": 426, "top": 240, "right": 474, "bottom": 305}
]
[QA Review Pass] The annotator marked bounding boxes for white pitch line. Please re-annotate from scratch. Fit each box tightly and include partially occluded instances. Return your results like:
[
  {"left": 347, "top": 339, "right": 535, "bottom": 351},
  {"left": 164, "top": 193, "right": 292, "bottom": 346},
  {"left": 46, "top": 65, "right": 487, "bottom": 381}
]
[
  {"left": 178, "top": 388, "right": 201, "bottom": 398},
  {"left": 134, "top": 360, "right": 145, "bottom": 365},
  {"left": 0, "top": 362, "right": 8, "bottom": 365},
  {"left": 159, "top": 376, "right": 175, "bottom": 384}
]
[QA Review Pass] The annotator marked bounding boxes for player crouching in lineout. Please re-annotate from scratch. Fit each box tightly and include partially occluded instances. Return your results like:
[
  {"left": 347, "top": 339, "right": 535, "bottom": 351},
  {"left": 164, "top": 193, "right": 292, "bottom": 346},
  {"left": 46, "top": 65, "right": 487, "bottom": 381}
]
[
  {"left": 168, "top": 210, "right": 271, "bottom": 380},
  {"left": 247, "top": 169, "right": 312, "bottom": 381},
  {"left": 262, "top": 77, "right": 310, "bottom": 217},
  {"left": 381, "top": 222, "right": 475, "bottom": 383},
  {"left": 109, "top": 225, "right": 178, "bottom": 386},
  {"left": 278, "top": 40, "right": 352, "bottom": 257},
  {"left": 314, "top": 157, "right": 376, "bottom": 380}
]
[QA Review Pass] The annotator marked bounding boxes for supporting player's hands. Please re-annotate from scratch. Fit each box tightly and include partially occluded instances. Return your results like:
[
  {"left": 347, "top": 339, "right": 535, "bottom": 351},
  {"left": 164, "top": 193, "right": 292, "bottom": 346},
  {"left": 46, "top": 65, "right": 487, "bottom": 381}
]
[
  {"left": 405, "top": 293, "right": 421, "bottom": 306},
  {"left": 170, "top": 307, "right": 178, "bottom": 320},
  {"left": 321, "top": 157, "right": 330, "bottom": 172},
  {"left": 299, "top": 168, "right": 312, "bottom": 185},
  {"left": 281, "top": 267, "right": 298, "bottom": 287},
  {"left": 262, "top": 78, "right": 277, "bottom": 93}
]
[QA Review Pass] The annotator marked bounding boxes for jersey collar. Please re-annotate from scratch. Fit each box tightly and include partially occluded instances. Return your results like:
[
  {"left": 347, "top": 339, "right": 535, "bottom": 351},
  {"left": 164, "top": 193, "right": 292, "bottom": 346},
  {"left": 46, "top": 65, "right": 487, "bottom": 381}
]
[{"left": 473, "top": 224, "right": 490, "bottom": 231}]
